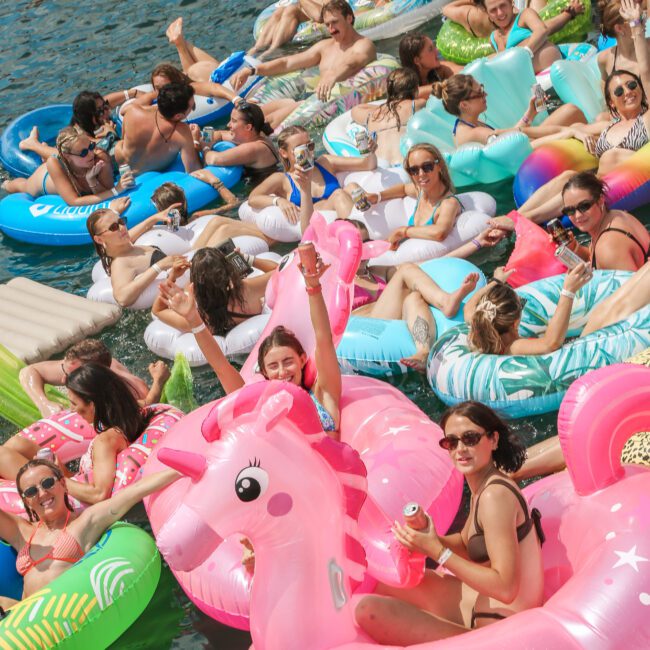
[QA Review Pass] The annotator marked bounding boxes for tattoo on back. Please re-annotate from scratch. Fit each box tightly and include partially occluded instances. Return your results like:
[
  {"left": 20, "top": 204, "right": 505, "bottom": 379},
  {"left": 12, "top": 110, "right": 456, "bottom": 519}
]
[{"left": 411, "top": 316, "right": 431, "bottom": 346}]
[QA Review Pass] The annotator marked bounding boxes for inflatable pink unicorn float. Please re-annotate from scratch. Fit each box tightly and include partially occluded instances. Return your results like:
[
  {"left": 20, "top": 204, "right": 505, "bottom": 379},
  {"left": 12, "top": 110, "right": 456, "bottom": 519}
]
[
  {"left": 143, "top": 215, "right": 463, "bottom": 630},
  {"left": 148, "top": 360, "right": 650, "bottom": 649}
]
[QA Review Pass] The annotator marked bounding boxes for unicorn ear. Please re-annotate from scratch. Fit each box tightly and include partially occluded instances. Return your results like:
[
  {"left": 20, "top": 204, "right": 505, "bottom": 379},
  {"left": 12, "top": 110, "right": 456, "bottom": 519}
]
[
  {"left": 202, "top": 403, "right": 223, "bottom": 442},
  {"left": 158, "top": 448, "right": 207, "bottom": 482},
  {"left": 260, "top": 389, "right": 294, "bottom": 433}
]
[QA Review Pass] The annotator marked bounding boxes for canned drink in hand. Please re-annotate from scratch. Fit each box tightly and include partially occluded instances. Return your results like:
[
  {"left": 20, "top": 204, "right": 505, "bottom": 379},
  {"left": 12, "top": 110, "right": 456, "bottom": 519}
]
[
  {"left": 118, "top": 163, "right": 135, "bottom": 188},
  {"left": 298, "top": 241, "right": 318, "bottom": 275},
  {"left": 36, "top": 447, "right": 55, "bottom": 463},
  {"left": 532, "top": 83, "right": 547, "bottom": 112},
  {"left": 555, "top": 243, "right": 588, "bottom": 272},
  {"left": 351, "top": 187, "right": 371, "bottom": 212},
  {"left": 202, "top": 126, "right": 215, "bottom": 144},
  {"left": 546, "top": 218, "right": 571, "bottom": 246},
  {"left": 294, "top": 143, "right": 315, "bottom": 171},
  {"left": 355, "top": 128, "right": 371, "bottom": 154},
  {"left": 403, "top": 502, "right": 429, "bottom": 531},
  {"left": 168, "top": 208, "right": 181, "bottom": 232}
]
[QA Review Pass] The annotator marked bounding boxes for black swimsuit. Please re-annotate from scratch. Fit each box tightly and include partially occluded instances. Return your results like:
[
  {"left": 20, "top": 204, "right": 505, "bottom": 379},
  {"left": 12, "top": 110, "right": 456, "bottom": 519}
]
[
  {"left": 591, "top": 227, "right": 650, "bottom": 269},
  {"left": 149, "top": 247, "right": 166, "bottom": 267}
]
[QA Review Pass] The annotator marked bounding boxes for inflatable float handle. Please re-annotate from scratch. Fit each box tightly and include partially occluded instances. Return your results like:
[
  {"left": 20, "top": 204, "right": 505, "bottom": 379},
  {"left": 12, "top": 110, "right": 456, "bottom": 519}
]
[{"left": 557, "top": 363, "right": 650, "bottom": 496}]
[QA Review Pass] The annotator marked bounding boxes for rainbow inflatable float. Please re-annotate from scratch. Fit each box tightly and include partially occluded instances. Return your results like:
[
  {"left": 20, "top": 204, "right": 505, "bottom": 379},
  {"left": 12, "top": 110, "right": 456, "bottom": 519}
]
[
  {"left": 147, "top": 362, "right": 650, "bottom": 649},
  {"left": 142, "top": 215, "right": 463, "bottom": 629}
]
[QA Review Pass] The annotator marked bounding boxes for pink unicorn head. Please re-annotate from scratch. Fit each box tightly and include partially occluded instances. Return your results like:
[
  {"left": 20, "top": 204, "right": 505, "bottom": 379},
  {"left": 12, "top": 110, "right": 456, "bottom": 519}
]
[{"left": 157, "top": 381, "right": 368, "bottom": 650}]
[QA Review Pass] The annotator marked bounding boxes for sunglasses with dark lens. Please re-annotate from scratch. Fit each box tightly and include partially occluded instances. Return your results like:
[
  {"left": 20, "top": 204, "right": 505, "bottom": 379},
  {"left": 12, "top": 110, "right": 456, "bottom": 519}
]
[
  {"left": 95, "top": 100, "right": 110, "bottom": 116},
  {"left": 406, "top": 160, "right": 439, "bottom": 176},
  {"left": 612, "top": 80, "right": 639, "bottom": 97},
  {"left": 562, "top": 198, "right": 597, "bottom": 217},
  {"left": 519, "top": 296, "right": 528, "bottom": 310},
  {"left": 439, "top": 430, "right": 492, "bottom": 451},
  {"left": 98, "top": 217, "right": 127, "bottom": 234},
  {"left": 22, "top": 476, "right": 57, "bottom": 499},
  {"left": 69, "top": 141, "right": 96, "bottom": 158},
  {"left": 466, "top": 84, "right": 486, "bottom": 100}
]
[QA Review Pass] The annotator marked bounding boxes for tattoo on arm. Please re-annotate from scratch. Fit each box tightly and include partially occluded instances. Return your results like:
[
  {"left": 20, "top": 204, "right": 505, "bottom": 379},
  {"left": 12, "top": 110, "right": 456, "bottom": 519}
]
[{"left": 411, "top": 316, "right": 432, "bottom": 346}]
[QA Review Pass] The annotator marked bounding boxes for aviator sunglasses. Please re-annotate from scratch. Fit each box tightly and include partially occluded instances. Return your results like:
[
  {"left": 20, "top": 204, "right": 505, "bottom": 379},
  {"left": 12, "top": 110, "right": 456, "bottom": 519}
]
[
  {"left": 69, "top": 141, "right": 96, "bottom": 158},
  {"left": 439, "top": 430, "right": 492, "bottom": 451},
  {"left": 612, "top": 80, "right": 639, "bottom": 97},
  {"left": 22, "top": 476, "right": 57, "bottom": 499},
  {"left": 97, "top": 217, "right": 127, "bottom": 234},
  {"left": 562, "top": 198, "right": 597, "bottom": 217},
  {"left": 406, "top": 159, "right": 439, "bottom": 176},
  {"left": 466, "top": 84, "right": 486, "bottom": 100}
]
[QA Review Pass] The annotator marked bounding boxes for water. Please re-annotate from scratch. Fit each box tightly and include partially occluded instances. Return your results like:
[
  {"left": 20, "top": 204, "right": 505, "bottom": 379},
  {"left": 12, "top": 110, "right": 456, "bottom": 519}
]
[{"left": 0, "top": 2, "right": 646, "bottom": 647}]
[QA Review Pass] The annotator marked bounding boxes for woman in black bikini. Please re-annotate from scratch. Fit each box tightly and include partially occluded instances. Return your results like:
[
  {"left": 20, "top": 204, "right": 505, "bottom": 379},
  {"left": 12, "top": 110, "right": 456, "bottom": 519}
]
[{"left": 355, "top": 401, "right": 544, "bottom": 643}]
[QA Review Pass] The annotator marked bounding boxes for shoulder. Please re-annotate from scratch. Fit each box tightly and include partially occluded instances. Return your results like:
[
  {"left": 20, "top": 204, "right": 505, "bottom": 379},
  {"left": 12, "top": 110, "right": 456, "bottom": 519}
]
[
  {"left": 357, "top": 36, "right": 376, "bottom": 54},
  {"left": 94, "top": 429, "right": 126, "bottom": 449},
  {"left": 478, "top": 481, "right": 521, "bottom": 514}
]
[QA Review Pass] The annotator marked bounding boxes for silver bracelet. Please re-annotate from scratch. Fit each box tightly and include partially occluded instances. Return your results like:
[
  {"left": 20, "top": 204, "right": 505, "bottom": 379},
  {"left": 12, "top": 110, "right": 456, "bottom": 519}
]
[
  {"left": 152, "top": 263, "right": 163, "bottom": 275},
  {"left": 191, "top": 322, "right": 207, "bottom": 334},
  {"left": 560, "top": 288, "right": 575, "bottom": 300}
]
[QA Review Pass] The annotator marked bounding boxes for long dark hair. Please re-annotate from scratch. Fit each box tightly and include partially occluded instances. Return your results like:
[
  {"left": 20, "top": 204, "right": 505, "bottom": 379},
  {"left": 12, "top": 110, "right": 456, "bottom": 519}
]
[
  {"left": 70, "top": 90, "right": 103, "bottom": 136},
  {"left": 65, "top": 363, "right": 150, "bottom": 443},
  {"left": 86, "top": 208, "right": 116, "bottom": 274},
  {"left": 440, "top": 401, "right": 526, "bottom": 473},
  {"left": 373, "top": 68, "right": 419, "bottom": 130},
  {"left": 399, "top": 33, "right": 439, "bottom": 84},
  {"left": 16, "top": 459, "right": 74, "bottom": 522},
  {"left": 235, "top": 102, "right": 274, "bottom": 136},
  {"left": 257, "top": 326, "right": 306, "bottom": 382},
  {"left": 190, "top": 248, "right": 247, "bottom": 336}
]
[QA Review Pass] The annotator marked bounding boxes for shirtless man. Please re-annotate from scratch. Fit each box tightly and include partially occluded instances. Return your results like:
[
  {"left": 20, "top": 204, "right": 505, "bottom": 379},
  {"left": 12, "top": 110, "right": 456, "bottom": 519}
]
[
  {"left": 232, "top": 0, "right": 376, "bottom": 128},
  {"left": 114, "top": 82, "right": 201, "bottom": 174},
  {"left": 18, "top": 339, "right": 169, "bottom": 417}
]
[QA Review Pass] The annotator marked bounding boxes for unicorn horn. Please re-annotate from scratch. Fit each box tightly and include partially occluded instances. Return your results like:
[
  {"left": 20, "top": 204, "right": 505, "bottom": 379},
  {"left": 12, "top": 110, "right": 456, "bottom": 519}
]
[{"left": 158, "top": 448, "right": 207, "bottom": 482}]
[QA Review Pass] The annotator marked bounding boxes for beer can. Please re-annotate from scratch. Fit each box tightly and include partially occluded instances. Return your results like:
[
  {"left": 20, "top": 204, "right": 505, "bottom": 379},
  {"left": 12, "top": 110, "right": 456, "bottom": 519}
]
[
  {"left": 202, "top": 126, "right": 215, "bottom": 144},
  {"left": 403, "top": 502, "right": 429, "bottom": 531},
  {"left": 298, "top": 241, "right": 318, "bottom": 275},
  {"left": 294, "top": 144, "right": 314, "bottom": 171},
  {"left": 555, "top": 244, "right": 585, "bottom": 270},
  {"left": 546, "top": 218, "right": 571, "bottom": 246},
  {"left": 36, "top": 447, "right": 55, "bottom": 463},
  {"left": 351, "top": 187, "right": 371, "bottom": 212},
  {"left": 355, "top": 128, "right": 371, "bottom": 154},
  {"left": 168, "top": 208, "right": 181, "bottom": 232},
  {"left": 118, "top": 163, "right": 135, "bottom": 188}
]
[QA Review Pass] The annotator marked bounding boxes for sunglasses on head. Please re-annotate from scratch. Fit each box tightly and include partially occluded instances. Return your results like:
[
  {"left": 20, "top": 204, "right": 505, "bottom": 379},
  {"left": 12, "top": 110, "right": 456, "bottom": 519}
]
[
  {"left": 98, "top": 217, "right": 127, "bottom": 234},
  {"left": 439, "top": 430, "right": 492, "bottom": 451},
  {"left": 22, "top": 476, "right": 57, "bottom": 499},
  {"left": 612, "top": 80, "right": 639, "bottom": 97},
  {"left": 69, "top": 141, "right": 96, "bottom": 158},
  {"left": 562, "top": 198, "right": 597, "bottom": 217},
  {"left": 406, "top": 160, "right": 439, "bottom": 176},
  {"left": 466, "top": 84, "right": 486, "bottom": 100}
]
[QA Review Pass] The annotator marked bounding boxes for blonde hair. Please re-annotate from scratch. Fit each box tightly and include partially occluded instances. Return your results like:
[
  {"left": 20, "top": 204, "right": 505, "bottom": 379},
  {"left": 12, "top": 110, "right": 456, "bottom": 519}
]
[
  {"left": 404, "top": 143, "right": 454, "bottom": 194},
  {"left": 55, "top": 126, "right": 86, "bottom": 195},
  {"left": 468, "top": 283, "right": 522, "bottom": 354},
  {"left": 277, "top": 125, "right": 308, "bottom": 171},
  {"left": 431, "top": 74, "right": 477, "bottom": 117}
]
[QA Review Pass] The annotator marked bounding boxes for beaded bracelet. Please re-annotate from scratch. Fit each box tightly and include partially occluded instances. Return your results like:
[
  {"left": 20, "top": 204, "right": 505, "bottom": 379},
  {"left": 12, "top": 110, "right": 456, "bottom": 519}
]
[{"left": 471, "top": 238, "right": 482, "bottom": 250}]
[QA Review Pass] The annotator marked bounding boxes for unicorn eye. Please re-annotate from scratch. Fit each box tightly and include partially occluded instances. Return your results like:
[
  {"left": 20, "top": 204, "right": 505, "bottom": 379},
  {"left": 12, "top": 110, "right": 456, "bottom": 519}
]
[{"left": 234, "top": 465, "right": 269, "bottom": 502}]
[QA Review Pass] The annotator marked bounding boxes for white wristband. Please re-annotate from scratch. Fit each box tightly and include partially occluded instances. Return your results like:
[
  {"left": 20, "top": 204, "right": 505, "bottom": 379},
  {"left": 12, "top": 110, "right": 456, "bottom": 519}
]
[
  {"left": 111, "top": 187, "right": 119, "bottom": 197},
  {"left": 123, "top": 90, "right": 130, "bottom": 101},
  {"left": 191, "top": 322, "right": 207, "bottom": 335},
  {"left": 377, "top": 190, "right": 382, "bottom": 203},
  {"left": 435, "top": 547, "right": 452, "bottom": 574},
  {"left": 152, "top": 263, "right": 162, "bottom": 275},
  {"left": 560, "top": 289, "right": 575, "bottom": 300},
  {"left": 242, "top": 252, "right": 255, "bottom": 265},
  {"left": 272, "top": 196, "right": 280, "bottom": 207}
]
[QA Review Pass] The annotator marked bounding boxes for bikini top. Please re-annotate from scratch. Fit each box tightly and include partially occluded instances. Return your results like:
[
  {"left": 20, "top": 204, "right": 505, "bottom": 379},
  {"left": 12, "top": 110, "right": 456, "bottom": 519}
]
[
  {"left": 149, "top": 246, "right": 166, "bottom": 267},
  {"left": 286, "top": 162, "right": 340, "bottom": 207},
  {"left": 353, "top": 272, "right": 387, "bottom": 309},
  {"left": 490, "top": 13, "right": 532, "bottom": 51},
  {"left": 407, "top": 193, "right": 463, "bottom": 228},
  {"left": 16, "top": 511, "right": 84, "bottom": 576},
  {"left": 452, "top": 118, "right": 495, "bottom": 136},
  {"left": 365, "top": 100, "right": 416, "bottom": 134},
  {"left": 466, "top": 479, "right": 545, "bottom": 564},
  {"left": 594, "top": 114, "right": 649, "bottom": 159},
  {"left": 309, "top": 390, "right": 337, "bottom": 432},
  {"left": 591, "top": 226, "right": 650, "bottom": 269},
  {"left": 244, "top": 139, "right": 282, "bottom": 187}
]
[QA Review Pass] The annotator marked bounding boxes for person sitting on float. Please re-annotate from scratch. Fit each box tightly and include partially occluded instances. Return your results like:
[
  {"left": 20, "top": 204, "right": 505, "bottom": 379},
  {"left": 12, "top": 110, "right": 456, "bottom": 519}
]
[
  {"left": 248, "top": 125, "right": 377, "bottom": 225},
  {"left": 431, "top": 74, "right": 585, "bottom": 147},
  {"left": 351, "top": 68, "right": 427, "bottom": 167},
  {"left": 355, "top": 400, "right": 544, "bottom": 643},
  {"left": 152, "top": 247, "right": 277, "bottom": 336},
  {"left": 159, "top": 252, "right": 341, "bottom": 438},
  {"left": 0, "top": 459, "right": 180, "bottom": 613}
]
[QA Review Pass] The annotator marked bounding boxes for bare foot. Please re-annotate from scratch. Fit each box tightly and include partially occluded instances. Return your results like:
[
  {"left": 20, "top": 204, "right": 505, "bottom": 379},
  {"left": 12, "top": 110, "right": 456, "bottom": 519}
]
[
  {"left": 19, "top": 126, "right": 40, "bottom": 151},
  {"left": 441, "top": 272, "right": 480, "bottom": 317},
  {"left": 457, "top": 272, "right": 480, "bottom": 298},
  {"left": 400, "top": 354, "right": 428, "bottom": 373},
  {"left": 166, "top": 17, "right": 183, "bottom": 45}
]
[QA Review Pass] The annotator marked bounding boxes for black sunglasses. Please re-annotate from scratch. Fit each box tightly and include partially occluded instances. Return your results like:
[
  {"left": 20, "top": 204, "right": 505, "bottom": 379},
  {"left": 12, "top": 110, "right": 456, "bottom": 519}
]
[
  {"left": 612, "top": 80, "right": 639, "bottom": 97},
  {"left": 562, "top": 198, "right": 597, "bottom": 217},
  {"left": 466, "top": 84, "right": 486, "bottom": 100},
  {"left": 406, "top": 160, "right": 439, "bottom": 176},
  {"left": 95, "top": 100, "right": 110, "bottom": 116},
  {"left": 98, "top": 217, "right": 127, "bottom": 234},
  {"left": 22, "top": 476, "right": 57, "bottom": 499},
  {"left": 69, "top": 142, "right": 96, "bottom": 158},
  {"left": 439, "top": 430, "right": 492, "bottom": 451}
]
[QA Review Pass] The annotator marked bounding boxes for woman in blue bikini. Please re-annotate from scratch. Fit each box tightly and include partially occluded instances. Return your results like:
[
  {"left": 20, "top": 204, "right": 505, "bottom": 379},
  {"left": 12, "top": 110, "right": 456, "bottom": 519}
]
[{"left": 248, "top": 125, "right": 377, "bottom": 226}]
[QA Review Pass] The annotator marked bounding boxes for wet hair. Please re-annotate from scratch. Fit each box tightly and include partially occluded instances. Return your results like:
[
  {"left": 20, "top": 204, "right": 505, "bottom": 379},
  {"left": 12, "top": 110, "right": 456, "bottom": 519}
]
[
  {"left": 440, "top": 401, "right": 527, "bottom": 473},
  {"left": 150, "top": 62, "right": 191, "bottom": 87},
  {"left": 190, "top": 248, "right": 247, "bottom": 336},
  {"left": 431, "top": 74, "right": 477, "bottom": 116},
  {"left": 65, "top": 363, "right": 150, "bottom": 443},
  {"left": 86, "top": 208, "right": 117, "bottom": 274},
  {"left": 468, "top": 283, "right": 522, "bottom": 354},
  {"left": 561, "top": 171, "right": 608, "bottom": 204},
  {"left": 56, "top": 126, "right": 88, "bottom": 196},
  {"left": 599, "top": 0, "right": 624, "bottom": 37},
  {"left": 151, "top": 182, "right": 189, "bottom": 224},
  {"left": 157, "top": 82, "right": 195, "bottom": 120},
  {"left": 16, "top": 460, "right": 74, "bottom": 522},
  {"left": 404, "top": 143, "right": 454, "bottom": 194},
  {"left": 257, "top": 326, "right": 306, "bottom": 380},
  {"left": 234, "top": 102, "right": 274, "bottom": 136},
  {"left": 70, "top": 90, "right": 104, "bottom": 136},
  {"left": 320, "top": 0, "right": 355, "bottom": 24},
  {"left": 604, "top": 69, "right": 648, "bottom": 118},
  {"left": 372, "top": 68, "right": 420, "bottom": 130},
  {"left": 65, "top": 339, "right": 112, "bottom": 367},
  {"left": 277, "top": 125, "right": 309, "bottom": 171}
]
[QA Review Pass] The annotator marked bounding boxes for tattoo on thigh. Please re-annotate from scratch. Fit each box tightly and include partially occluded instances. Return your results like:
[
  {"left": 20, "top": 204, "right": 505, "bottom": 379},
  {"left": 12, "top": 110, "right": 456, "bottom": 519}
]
[{"left": 411, "top": 316, "right": 431, "bottom": 345}]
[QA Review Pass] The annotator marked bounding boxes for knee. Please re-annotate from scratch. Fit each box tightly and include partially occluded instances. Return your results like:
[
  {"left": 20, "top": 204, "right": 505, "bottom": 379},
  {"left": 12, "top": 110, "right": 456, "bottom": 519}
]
[
  {"left": 331, "top": 188, "right": 350, "bottom": 203},
  {"left": 355, "top": 596, "right": 383, "bottom": 632},
  {"left": 404, "top": 291, "right": 426, "bottom": 309},
  {"left": 343, "top": 182, "right": 360, "bottom": 193}
]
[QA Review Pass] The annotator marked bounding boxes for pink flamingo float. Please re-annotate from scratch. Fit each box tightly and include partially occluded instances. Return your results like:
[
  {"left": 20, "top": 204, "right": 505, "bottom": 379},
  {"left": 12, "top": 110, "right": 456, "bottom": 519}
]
[
  {"left": 148, "top": 362, "right": 650, "bottom": 649},
  {"left": 143, "top": 215, "right": 463, "bottom": 629}
]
